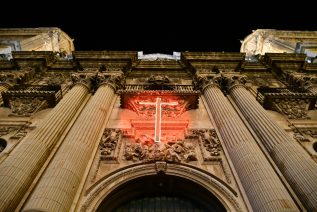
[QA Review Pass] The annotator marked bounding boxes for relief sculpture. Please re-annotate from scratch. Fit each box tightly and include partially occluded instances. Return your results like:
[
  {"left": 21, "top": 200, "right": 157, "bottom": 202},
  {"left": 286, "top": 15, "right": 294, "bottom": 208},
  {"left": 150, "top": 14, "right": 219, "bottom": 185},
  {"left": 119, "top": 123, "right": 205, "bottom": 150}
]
[
  {"left": 99, "top": 129, "right": 122, "bottom": 161},
  {"left": 124, "top": 139, "right": 197, "bottom": 163}
]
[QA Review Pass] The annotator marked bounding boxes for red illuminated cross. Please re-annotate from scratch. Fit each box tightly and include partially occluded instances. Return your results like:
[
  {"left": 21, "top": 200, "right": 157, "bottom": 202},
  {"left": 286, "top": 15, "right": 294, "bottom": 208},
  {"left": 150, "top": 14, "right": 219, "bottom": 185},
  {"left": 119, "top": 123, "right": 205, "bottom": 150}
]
[{"left": 139, "top": 97, "right": 178, "bottom": 142}]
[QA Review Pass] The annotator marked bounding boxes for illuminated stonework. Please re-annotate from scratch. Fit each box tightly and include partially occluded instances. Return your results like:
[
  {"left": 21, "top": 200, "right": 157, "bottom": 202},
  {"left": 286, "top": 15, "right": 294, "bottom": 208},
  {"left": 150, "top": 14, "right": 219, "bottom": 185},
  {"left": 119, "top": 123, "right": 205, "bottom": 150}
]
[{"left": 2, "top": 29, "right": 317, "bottom": 212}]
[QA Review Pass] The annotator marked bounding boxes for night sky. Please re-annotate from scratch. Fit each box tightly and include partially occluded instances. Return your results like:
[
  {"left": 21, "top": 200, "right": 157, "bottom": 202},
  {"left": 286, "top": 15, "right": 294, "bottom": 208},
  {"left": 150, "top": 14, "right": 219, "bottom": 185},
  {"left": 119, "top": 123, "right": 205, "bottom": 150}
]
[{"left": 1, "top": 3, "right": 316, "bottom": 54}]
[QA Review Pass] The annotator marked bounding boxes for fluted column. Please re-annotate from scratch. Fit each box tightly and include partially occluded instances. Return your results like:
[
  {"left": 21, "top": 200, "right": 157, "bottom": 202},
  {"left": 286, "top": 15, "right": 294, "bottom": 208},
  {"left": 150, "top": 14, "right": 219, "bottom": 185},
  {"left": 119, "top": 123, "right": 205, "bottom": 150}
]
[
  {"left": 23, "top": 74, "right": 121, "bottom": 212},
  {"left": 201, "top": 77, "right": 298, "bottom": 212},
  {"left": 228, "top": 75, "right": 317, "bottom": 211},
  {"left": 0, "top": 74, "right": 91, "bottom": 211}
]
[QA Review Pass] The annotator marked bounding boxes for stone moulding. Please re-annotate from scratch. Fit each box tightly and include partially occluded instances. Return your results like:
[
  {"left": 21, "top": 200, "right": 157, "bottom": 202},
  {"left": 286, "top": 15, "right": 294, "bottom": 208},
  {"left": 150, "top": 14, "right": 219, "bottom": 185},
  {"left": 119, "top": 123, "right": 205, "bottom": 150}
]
[{"left": 80, "top": 162, "right": 242, "bottom": 212}]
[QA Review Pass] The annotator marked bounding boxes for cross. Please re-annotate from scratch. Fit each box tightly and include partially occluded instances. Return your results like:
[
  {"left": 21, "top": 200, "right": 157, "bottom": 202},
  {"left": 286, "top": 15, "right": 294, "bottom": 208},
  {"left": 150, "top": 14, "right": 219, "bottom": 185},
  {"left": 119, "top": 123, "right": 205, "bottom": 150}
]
[{"left": 139, "top": 97, "right": 178, "bottom": 142}]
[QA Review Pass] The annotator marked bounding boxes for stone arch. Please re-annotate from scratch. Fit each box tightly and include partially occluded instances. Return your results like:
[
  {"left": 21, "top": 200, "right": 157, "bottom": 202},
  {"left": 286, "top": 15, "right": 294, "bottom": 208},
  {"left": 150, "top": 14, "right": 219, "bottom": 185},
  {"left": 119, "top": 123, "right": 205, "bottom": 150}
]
[{"left": 80, "top": 162, "right": 243, "bottom": 211}]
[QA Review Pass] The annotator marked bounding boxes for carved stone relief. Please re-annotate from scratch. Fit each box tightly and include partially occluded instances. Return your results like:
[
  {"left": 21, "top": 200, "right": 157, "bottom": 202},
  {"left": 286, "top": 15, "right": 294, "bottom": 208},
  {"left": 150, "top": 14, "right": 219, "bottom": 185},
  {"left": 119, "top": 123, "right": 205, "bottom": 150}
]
[
  {"left": 9, "top": 97, "right": 48, "bottom": 116},
  {"left": 273, "top": 98, "right": 310, "bottom": 119},
  {"left": 193, "top": 129, "right": 221, "bottom": 158},
  {"left": 148, "top": 74, "right": 170, "bottom": 84},
  {"left": 0, "top": 122, "right": 32, "bottom": 140},
  {"left": 37, "top": 72, "right": 72, "bottom": 86},
  {"left": 99, "top": 129, "right": 123, "bottom": 162},
  {"left": 123, "top": 140, "right": 197, "bottom": 163}
]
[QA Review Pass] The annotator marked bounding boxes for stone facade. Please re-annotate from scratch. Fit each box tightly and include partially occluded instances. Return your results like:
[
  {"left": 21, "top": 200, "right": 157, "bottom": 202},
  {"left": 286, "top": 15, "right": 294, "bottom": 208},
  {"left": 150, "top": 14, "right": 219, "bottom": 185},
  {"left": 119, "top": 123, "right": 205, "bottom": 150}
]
[
  {"left": 0, "top": 28, "right": 317, "bottom": 211},
  {"left": 240, "top": 29, "right": 317, "bottom": 60},
  {"left": 0, "top": 27, "right": 74, "bottom": 59}
]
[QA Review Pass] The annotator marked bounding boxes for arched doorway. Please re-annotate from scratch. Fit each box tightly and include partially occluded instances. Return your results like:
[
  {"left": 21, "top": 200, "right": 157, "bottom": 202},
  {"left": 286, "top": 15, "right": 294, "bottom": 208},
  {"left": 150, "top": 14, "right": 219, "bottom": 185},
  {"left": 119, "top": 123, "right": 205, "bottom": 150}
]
[
  {"left": 97, "top": 174, "right": 226, "bottom": 211},
  {"left": 80, "top": 163, "right": 242, "bottom": 211}
]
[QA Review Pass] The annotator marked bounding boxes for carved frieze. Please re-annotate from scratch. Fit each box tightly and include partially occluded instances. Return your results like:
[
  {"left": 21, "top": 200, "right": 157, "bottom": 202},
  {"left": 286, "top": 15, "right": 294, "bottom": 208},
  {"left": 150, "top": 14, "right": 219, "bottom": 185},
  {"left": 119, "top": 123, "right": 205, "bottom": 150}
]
[
  {"left": 256, "top": 87, "right": 317, "bottom": 119},
  {"left": 273, "top": 98, "right": 310, "bottom": 119},
  {"left": 36, "top": 72, "right": 72, "bottom": 86},
  {"left": 2, "top": 84, "right": 62, "bottom": 114},
  {"left": 123, "top": 140, "right": 197, "bottom": 163},
  {"left": 9, "top": 97, "right": 48, "bottom": 116},
  {"left": 99, "top": 129, "right": 123, "bottom": 162}
]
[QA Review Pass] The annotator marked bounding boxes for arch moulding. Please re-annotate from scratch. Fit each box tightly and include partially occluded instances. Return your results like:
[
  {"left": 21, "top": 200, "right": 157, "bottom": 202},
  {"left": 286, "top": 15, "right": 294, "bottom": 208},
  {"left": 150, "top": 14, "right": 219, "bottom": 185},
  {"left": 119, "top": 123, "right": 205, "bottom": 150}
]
[{"left": 79, "top": 162, "right": 244, "bottom": 211}]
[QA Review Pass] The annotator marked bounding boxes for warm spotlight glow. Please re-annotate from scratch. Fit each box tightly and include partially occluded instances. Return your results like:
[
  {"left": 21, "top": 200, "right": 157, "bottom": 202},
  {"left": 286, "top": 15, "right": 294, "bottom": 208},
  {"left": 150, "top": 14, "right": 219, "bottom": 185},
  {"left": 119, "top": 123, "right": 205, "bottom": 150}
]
[{"left": 139, "top": 97, "right": 178, "bottom": 142}]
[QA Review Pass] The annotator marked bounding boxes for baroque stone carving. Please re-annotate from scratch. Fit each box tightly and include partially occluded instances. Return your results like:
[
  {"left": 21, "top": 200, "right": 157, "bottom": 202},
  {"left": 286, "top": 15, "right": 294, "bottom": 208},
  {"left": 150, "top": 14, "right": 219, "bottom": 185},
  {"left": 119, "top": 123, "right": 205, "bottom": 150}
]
[
  {"left": 293, "top": 133, "right": 310, "bottom": 142},
  {"left": 155, "top": 161, "right": 167, "bottom": 174},
  {"left": 225, "top": 75, "right": 247, "bottom": 91},
  {"left": 190, "top": 129, "right": 222, "bottom": 160},
  {"left": 0, "top": 122, "right": 32, "bottom": 140},
  {"left": 148, "top": 74, "right": 170, "bottom": 84},
  {"left": 39, "top": 72, "right": 72, "bottom": 85},
  {"left": 9, "top": 97, "right": 48, "bottom": 116},
  {"left": 71, "top": 73, "right": 93, "bottom": 89},
  {"left": 99, "top": 129, "right": 122, "bottom": 161},
  {"left": 0, "top": 126, "right": 17, "bottom": 137},
  {"left": 96, "top": 73, "right": 123, "bottom": 91},
  {"left": 124, "top": 140, "right": 197, "bottom": 163},
  {"left": 273, "top": 98, "right": 310, "bottom": 119},
  {"left": 288, "top": 73, "right": 317, "bottom": 91}
]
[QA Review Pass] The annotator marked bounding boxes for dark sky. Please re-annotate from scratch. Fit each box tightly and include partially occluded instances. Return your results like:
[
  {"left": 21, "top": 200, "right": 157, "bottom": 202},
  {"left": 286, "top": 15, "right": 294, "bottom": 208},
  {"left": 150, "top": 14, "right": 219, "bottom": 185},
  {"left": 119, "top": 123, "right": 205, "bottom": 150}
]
[{"left": 1, "top": 3, "right": 316, "bottom": 54}]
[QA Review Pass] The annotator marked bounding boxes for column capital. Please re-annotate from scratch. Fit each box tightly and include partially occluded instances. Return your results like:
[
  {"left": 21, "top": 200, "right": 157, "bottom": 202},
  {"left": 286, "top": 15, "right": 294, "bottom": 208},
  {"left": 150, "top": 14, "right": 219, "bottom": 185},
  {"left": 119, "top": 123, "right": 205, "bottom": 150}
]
[
  {"left": 194, "top": 75, "right": 221, "bottom": 92},
  {"left": 71, "top": 73, "right": 94, "bottom": 91},
  {"left": 195, "top": 74, "right": 247, "bottom": 94},
  {"left": 224, "top": 74, "right": 247, "bottom": 92},
  {"left": 95, "top": 73, "right": 123, "bottom": 91}
]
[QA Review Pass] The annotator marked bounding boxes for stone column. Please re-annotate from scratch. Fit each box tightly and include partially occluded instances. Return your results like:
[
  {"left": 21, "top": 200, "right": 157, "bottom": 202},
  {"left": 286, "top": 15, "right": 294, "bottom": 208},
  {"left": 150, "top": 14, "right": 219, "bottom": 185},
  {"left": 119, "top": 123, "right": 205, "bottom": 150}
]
[
  {"left": 200, "top": 76, "right": 298, "bottom": 212},
  {"left": 0, "top": 74, "right": 91, "bottom": 211},
  {"left": 23, "top": 74, "right": 121, "bottom": 212},
  {"left": 228, "top": 75, "right": 317, "bottom": 211}
]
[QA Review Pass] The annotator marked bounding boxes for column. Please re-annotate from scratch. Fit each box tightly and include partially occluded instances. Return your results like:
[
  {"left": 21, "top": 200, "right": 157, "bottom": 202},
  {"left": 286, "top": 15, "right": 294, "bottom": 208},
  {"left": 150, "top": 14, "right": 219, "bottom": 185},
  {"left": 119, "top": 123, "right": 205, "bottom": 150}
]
[
  {"left": 228, "top": 75, "right": 317, "bottom": 211},
  {"left": 201, "top": 77, "right": 298, "bottom": 212},
  {"left": 0, "top": 74, "right": 91, "bottom": 211},
  {"left": 23, "top": 74, "right": 121, "bottom": 212}
]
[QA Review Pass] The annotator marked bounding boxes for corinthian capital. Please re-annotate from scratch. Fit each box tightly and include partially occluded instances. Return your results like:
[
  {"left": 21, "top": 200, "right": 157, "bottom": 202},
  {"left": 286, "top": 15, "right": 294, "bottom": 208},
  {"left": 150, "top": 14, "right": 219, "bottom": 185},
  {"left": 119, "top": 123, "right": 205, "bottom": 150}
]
[
  {"left": 96, "top": 73, "right": 123, "bottom": 91},
  {"left": 71, "top": 73, "right": 94, "bottom": 90},
  {"left": 194, "top": 75, "right": 221, "bottom": 91},
  {"left": 224, "top": 74, "right": 247, "bottom": 91}
]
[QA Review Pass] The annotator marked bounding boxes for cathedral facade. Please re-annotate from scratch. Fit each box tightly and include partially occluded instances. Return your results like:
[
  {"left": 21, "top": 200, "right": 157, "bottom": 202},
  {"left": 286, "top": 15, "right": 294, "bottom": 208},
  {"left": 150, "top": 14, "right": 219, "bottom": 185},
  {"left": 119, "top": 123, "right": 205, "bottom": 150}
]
[{"left": 0, "top": 28, "right": 317, "bottom": 211}]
